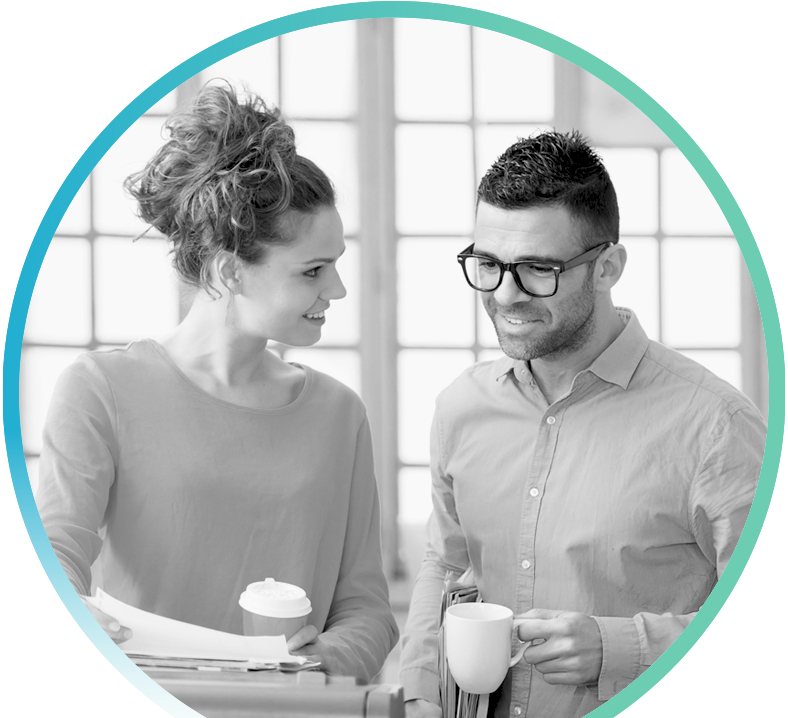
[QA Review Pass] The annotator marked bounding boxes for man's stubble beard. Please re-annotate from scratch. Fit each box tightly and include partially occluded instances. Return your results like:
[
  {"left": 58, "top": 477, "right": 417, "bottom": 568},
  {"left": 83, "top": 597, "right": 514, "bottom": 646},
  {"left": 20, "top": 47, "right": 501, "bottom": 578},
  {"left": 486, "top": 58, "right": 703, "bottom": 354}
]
[{"left": 489, "top": 268, "right": 597, "bottom": 362}]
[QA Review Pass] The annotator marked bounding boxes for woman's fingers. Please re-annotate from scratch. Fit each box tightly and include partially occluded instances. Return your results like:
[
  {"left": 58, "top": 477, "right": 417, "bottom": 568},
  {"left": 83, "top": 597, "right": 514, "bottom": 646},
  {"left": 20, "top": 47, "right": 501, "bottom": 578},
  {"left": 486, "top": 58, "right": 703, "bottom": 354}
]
[
  {"left": 286, "top": 624, "right": 319, "bottom": 652},
  {"left": 80, "top": 596, "right": 133, "bottom": 644}
]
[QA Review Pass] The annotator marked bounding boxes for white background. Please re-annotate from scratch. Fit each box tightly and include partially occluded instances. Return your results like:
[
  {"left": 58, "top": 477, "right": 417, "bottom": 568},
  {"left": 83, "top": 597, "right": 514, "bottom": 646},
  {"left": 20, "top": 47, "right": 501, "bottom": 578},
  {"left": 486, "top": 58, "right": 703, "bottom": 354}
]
[{"left": 1, "top": 1, "right": 784, "bottom": 716}]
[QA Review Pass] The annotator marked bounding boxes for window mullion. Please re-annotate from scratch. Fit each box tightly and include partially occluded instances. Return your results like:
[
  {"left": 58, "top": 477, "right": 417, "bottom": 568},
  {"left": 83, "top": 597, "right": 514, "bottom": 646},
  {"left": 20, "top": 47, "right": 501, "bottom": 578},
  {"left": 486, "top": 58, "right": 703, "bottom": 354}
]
[{"left": 357, "top": 18, "right": 403, "bottom": 578}]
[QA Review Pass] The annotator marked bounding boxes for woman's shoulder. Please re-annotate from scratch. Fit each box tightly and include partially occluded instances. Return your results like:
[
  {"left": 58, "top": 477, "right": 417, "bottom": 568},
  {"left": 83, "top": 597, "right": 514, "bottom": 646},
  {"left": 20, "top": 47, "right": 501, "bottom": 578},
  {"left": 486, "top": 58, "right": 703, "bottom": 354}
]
[
  {"left": 60, "top": 340, "right": 164, "bottom": 392},
  {"left": 301, "top": 365, "right": 366, "bottom": 415}
]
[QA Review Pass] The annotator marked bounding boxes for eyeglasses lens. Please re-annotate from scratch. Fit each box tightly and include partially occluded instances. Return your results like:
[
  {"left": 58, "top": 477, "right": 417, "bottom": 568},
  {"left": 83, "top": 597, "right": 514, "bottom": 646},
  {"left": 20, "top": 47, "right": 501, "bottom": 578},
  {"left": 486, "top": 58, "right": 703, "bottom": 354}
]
[{"left": 465, "top": 257, "right": 557, "bottom": 297}]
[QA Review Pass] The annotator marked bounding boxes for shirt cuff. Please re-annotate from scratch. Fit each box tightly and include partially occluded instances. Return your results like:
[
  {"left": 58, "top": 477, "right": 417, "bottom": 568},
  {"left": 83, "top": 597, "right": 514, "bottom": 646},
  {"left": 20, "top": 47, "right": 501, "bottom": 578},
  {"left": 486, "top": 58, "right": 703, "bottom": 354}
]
[
  {"left": 399, "top": 666, "right": 441, "bottom": 705},
  {"left": 592, "top": 616, "right": 643, "bottom": 701}
]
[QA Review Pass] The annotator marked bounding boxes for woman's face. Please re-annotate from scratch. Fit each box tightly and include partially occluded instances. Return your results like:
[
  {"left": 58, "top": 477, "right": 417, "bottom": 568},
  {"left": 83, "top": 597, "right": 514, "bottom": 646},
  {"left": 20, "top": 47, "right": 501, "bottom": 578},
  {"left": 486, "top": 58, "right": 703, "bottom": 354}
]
[{"left": 232, "top": 205, "right": 347, "bottom": 346}]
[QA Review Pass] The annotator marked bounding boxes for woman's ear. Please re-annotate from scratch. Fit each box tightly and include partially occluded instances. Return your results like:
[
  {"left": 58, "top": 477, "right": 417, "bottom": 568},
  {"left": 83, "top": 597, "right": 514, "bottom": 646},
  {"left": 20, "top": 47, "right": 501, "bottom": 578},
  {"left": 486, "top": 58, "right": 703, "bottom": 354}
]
[
  {"left": 213, "top": 251, "right": 242, "bottom": 295},
  {"left": 596, "top": 243, "right": 627, "bottom": 292}
]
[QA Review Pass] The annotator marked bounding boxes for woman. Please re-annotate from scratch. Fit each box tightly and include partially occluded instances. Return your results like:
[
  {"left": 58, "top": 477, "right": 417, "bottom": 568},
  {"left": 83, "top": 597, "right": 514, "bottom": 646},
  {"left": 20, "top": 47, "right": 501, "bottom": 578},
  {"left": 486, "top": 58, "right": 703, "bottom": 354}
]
[{"left": 35, "top": 83, "right": 398, "bottom": 683}]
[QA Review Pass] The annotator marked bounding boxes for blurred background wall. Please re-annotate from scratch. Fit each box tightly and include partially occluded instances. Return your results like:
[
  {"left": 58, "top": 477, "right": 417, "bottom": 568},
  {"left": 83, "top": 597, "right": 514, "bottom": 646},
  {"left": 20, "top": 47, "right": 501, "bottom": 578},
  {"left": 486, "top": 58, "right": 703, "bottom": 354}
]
[{"left": 19, "top": 18, "right": 767, "bottom": 682}]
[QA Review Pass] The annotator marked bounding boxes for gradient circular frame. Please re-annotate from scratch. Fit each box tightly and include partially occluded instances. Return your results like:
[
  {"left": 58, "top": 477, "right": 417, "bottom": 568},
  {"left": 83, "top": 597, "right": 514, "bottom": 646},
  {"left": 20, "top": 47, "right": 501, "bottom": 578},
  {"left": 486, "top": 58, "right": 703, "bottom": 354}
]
[{"left": 3, "top": 2, "right": 784, "bottom": 717}]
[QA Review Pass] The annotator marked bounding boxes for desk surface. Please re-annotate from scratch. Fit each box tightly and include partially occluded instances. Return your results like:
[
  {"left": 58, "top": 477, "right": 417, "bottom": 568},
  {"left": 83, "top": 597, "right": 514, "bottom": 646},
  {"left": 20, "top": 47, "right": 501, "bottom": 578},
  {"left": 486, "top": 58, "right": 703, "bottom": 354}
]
[{"left": 143, "top": 667, "right": 405, "bottom": 718}]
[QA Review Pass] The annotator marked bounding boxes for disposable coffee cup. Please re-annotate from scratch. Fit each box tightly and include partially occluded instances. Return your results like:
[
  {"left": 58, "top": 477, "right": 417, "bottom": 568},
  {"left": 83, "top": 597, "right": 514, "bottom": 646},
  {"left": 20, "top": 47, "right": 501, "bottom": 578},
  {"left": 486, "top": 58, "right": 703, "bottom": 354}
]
[{"left": 239, "top": 578, "right": 312, "bottom": 639}]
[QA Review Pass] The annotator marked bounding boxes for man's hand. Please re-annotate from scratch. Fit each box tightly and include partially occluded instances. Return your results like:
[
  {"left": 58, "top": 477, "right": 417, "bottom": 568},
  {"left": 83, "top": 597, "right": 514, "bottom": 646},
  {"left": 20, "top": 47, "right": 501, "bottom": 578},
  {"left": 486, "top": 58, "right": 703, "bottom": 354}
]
[
  {"left": 516, "top": 608, "right": 603, "bottom": 686},
  {"left": 405, "top": 699, "right": 442, "bottom": 717}
]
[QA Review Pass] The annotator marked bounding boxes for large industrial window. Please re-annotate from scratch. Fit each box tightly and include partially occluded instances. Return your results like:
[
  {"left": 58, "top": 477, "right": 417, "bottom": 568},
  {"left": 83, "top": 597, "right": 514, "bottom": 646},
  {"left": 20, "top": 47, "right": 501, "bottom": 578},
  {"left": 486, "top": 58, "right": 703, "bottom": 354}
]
[{"left": 21, "top": 19, "right": 767, "bottom": 584}]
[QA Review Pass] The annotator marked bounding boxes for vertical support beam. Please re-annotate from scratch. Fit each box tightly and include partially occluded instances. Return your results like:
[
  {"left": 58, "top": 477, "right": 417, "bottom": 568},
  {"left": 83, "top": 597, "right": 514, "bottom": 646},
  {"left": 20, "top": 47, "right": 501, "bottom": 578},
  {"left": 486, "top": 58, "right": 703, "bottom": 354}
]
[
  {"left": 357, "top": 19, "right": 403, "bottom": 578},
  {"left": 553, "top": 56, "right": 583, "bottom": 133},
  {"left": 740, "top": 257, "right": 769, "bottom": 419}
]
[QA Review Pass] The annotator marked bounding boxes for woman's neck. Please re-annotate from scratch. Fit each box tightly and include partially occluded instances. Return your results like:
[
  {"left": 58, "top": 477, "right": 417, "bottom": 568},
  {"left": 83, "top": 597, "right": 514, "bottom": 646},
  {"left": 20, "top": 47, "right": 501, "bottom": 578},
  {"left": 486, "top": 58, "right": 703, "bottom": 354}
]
[{"left": 158, "top": 294, "right": 272, "bottom": 388}]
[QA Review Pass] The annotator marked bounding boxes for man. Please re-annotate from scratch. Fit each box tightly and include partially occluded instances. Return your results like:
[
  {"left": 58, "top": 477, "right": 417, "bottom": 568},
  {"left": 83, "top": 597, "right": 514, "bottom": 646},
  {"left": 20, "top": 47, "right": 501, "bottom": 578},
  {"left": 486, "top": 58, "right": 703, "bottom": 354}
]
[{"left": 399, "top": 131, "right": 766, "bottom": 718}]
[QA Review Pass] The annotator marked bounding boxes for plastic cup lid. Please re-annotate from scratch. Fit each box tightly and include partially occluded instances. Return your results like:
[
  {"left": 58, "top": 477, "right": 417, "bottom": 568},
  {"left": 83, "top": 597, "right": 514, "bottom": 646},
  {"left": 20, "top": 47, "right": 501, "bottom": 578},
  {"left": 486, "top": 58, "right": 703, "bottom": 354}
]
[{"left": 238, "top": 577, "right": 312, "bottom": 618}]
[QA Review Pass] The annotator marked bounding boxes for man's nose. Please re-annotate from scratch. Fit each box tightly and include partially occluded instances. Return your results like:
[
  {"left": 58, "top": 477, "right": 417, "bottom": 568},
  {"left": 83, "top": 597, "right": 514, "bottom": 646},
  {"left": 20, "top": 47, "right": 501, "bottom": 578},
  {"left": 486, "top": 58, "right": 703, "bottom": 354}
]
[{"left": 493, "top": 269, "right": 531, "bottom": 307}]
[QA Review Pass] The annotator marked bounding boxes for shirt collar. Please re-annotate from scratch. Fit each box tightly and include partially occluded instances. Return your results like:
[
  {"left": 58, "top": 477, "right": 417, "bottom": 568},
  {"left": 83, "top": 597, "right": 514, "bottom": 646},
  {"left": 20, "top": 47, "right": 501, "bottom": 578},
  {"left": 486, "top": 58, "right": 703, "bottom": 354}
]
[
  {"left": 500, "top": 308, "right": 650, "bottom": 391},
  {"left": 586, "top": 308, "right": 649, "bottom": 389}
]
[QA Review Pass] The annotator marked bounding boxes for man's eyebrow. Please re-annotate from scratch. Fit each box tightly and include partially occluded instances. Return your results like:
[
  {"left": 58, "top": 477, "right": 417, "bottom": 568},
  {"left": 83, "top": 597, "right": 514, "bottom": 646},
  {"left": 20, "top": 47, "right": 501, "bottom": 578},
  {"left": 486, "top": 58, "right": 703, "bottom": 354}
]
[{"left": 472, "top": 248, "right": 558, "bottom": 263}]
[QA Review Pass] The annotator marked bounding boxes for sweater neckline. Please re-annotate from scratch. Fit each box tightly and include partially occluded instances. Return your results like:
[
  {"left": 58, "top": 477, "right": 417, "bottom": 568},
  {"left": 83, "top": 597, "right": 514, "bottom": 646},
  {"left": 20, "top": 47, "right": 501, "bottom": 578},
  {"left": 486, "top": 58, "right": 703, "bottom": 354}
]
[{"left": 143, "top": 338, "right": 313, "bottom": 415}]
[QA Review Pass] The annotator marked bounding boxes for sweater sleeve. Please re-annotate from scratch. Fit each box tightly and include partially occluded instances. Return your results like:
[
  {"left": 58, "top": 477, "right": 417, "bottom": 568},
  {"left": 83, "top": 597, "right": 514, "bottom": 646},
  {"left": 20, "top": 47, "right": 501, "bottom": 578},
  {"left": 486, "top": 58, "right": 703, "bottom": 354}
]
[
  {"left": 34, "top": 355, "right": 119, "bottom": 596},
  {"left": 301, "top": 415, "right": 399, "bottom": 683}
]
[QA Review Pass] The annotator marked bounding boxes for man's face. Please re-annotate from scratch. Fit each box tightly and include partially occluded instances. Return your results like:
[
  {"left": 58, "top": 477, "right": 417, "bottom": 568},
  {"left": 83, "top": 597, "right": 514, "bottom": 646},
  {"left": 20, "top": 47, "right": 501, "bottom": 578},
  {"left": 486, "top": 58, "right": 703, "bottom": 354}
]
[{"left": 474, "top": 202, "right": 599, "bottom": 362}]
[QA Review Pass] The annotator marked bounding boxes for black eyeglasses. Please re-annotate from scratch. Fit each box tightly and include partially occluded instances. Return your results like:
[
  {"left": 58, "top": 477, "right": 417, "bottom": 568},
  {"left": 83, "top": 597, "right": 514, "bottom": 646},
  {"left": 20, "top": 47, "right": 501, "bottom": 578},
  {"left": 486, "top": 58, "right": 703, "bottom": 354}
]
[{"left": 457, "top": 242, "right": 613, "bottom": 298}]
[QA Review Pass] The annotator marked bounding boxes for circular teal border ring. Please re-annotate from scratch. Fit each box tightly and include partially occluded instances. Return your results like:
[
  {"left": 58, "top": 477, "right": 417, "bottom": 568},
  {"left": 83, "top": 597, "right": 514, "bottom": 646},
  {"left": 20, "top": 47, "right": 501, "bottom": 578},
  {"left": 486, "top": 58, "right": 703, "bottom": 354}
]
[{"left": 4, "top": 3, "right": 783, "bottom": 716}]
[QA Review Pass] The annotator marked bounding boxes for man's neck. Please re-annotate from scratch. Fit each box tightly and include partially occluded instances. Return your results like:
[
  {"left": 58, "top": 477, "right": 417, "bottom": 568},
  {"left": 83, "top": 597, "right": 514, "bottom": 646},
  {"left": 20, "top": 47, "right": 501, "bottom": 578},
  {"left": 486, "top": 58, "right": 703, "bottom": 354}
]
[{"left": 529, "top": 307, "right": 626, "bottom": 405}]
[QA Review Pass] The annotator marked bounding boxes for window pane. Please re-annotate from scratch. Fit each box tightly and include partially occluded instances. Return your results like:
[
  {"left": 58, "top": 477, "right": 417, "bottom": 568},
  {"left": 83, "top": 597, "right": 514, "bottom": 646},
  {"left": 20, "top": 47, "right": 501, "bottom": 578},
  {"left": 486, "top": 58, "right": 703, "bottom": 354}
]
[
  {"left": 479, "top": 348, "right": 505, "bottom": 363},
  {"left": 56, "top": 180, "right": 90, "bottom": 236},
  {"left": 93, "top": 116, "right": 168, "bottom": 236},
  {"left": 201, "top": 40, "right": 279, "bottom": 105},
  {"left": 26, "top": 458, "right": 40, "bottom": 495},
  {"left": 94, "top": 237, "right": 179, "bottom": 343},
  {"left": 476, "top": 124, "right": 543, "bottom": 185},
  {"left": 662, "top": 238, "right": 740, "bottom": 347},
  {"left": 396, "top": 124, "right": 475, "bottom": 235},
  {"left": 147, "top": 90, "right": 178, "bottom": 116},
  {"left": 20, "top": 347, "right": 84, "bottom": 454},
  {"left": 25, "top": 237, "right": 92, "bottom": 345},
  {"left": 477, "top": 292, "right": 499, "bottom": 348},
  {"left": 473, "top": 28, "right": 554, "bottom": 122},
  {"left": 680, "top": 350, "right": 742, "bottom": 391},
  {"left": 597, "top": 148, "right": 658, "bottom": 235},
  {"left": 395, "top": 19, "right": 471, "bottom": 121},
  {"left": 662, "top": 148, "right": 731, "bottom": 235},
  {"left": 398, "top": 238, "right": 475, "bottom": 346},
  {"left": 399, "top": 349, "right": 475, "bottom": 464},
  {"left": 611, "top": 237, "right": 659, "bottom": 340},
  {"left": 319, "top": 238, "right": 359, "bottom": 346},
  {"left": 399, "top": 466, "right": 433, "bottom": 524},
  {"left": 281, "top": 23, "right": 356, "bottom": 118},
  {"left": 289, "top": 120, "right": 359, "bottom": 236},
  {"left": 282, "top": 348, "right": 361, "bottom": 397}
]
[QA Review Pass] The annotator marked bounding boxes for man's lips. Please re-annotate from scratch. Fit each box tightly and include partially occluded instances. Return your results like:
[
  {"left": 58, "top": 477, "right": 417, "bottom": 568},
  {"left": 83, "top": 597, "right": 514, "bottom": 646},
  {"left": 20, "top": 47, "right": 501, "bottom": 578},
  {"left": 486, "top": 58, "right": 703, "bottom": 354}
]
[{"left": 497, "top": 313, "right": 545, "bottom": 325}]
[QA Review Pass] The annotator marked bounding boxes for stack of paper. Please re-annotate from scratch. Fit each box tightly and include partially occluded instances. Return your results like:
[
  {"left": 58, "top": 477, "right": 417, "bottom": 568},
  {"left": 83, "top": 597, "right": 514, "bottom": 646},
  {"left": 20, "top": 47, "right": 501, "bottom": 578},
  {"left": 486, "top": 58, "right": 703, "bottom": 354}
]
[
  {"left": 85, "top": 589, "right": 318, "bottom": 672},
  {"left": 438, "top": 572, "right": 484, "bottom": 718}
]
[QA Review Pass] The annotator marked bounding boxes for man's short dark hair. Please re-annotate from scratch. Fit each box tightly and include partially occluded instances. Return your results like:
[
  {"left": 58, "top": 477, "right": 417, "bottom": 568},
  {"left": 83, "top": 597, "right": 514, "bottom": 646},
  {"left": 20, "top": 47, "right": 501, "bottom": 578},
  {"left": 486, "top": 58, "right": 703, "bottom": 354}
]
[{"left": 477, "top": 130, "right": 619, "bottom": 248}]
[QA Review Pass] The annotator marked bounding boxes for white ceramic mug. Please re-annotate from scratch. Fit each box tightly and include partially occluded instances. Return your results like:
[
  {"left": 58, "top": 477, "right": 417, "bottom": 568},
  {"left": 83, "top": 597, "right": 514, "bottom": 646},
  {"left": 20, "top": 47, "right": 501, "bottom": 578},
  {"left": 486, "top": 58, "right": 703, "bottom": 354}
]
[{"left": 445, "top": 602, "right": 528, "bottom": 695}]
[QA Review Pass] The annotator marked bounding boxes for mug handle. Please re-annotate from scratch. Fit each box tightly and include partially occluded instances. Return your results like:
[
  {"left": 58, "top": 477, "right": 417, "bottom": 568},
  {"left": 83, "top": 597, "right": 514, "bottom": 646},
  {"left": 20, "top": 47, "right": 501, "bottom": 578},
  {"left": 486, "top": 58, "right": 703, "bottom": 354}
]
[{"left": 510, "top": 618, "right": 530, "bottom": 667}]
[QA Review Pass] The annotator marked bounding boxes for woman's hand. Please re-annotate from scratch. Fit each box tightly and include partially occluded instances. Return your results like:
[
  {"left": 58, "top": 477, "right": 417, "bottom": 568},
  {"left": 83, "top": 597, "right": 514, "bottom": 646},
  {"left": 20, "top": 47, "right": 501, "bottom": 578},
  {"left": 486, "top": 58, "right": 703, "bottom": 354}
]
[
  {"left": 405, "top": 699, "right": 442, "bottom": 717},
  {"left": 80, "top": 596, "right": 133, "bottom": 644},
  {"left": 287, "top": 627, "right": 345, "bottom": 675},
  {"left": 286, "top": 624, "right": 319, "bottom": 653}
]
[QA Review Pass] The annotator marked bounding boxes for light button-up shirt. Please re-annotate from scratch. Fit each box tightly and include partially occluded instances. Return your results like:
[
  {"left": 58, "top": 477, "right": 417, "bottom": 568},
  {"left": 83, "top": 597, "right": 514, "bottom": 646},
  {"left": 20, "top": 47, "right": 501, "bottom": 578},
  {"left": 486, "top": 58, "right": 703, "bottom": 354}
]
[{"left": 400, "top": 309, "right": 766, "bottom": 718}]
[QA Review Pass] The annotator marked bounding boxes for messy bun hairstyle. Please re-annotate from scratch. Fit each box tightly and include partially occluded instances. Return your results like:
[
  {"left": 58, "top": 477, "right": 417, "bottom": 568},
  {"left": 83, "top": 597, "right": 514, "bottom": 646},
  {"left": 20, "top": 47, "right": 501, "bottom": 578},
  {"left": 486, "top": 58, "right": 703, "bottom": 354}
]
[{"left": 124, "top": 83, "right": 335, "bottom": 293}]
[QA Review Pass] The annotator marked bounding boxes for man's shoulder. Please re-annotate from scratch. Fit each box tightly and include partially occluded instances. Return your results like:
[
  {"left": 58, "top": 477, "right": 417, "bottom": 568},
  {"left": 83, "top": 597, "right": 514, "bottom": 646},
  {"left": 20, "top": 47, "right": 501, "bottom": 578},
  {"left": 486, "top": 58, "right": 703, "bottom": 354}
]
[
  {"left": 437, "top": 354, "right": 515, "bottom": 404},
  {"left": 638, "top": 339, "right": 759, "bottom": 417}
]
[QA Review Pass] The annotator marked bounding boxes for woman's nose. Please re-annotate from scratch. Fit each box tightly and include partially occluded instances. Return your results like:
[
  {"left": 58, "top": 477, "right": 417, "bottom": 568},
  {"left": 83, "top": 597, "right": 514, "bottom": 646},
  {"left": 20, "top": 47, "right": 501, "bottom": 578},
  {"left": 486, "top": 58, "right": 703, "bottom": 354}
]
[{"left": 322, "top": 267, "right": 347, "bottom": 301}]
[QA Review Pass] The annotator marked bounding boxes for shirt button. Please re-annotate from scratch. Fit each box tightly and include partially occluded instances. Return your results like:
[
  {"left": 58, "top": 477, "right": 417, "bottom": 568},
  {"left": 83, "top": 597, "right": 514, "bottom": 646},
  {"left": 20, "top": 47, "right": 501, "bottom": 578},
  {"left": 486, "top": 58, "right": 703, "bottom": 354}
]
[
  {"left": 521, "top": 560, "right": 531, "bottom": 569},
  {"left": 546, "top": 416, "right": 556, "bottom": 425},
  {"left": 529, "top": 487, "right": 540, "bottom": 497},
  {"left": 513, "top": 707, "right": 523, "bottom": 716}
]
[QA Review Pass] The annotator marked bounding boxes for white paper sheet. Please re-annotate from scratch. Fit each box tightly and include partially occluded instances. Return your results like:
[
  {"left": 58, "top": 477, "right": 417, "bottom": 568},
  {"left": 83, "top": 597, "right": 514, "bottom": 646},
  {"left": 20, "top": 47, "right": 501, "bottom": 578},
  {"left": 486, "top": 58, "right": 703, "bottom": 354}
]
[{"left": 86, "top": 589, "right": 304, "bottom": 664}]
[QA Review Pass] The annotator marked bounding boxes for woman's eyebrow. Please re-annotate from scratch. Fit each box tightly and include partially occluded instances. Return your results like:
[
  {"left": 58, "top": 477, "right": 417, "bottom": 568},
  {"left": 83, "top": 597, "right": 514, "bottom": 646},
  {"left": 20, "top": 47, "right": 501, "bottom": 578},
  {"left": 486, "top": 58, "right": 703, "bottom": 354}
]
[{"left": 299, "top": 247, "right": 347, "bottom": 265}]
